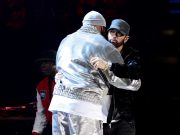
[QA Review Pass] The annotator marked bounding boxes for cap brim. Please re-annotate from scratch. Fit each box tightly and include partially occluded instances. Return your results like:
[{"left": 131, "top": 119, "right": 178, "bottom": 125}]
[{"left": 107, "top": 27, "right": 126, "bottom": 35}]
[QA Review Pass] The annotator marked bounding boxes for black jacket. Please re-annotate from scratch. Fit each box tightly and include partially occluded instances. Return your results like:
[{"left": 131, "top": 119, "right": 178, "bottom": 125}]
[{"left": 107, "top": 46, "right": 142, "bottom": 123}]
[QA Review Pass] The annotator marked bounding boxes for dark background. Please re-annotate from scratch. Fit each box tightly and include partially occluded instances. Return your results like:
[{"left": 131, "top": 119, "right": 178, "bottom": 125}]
[{"left": 0, "top": 0, "right": 180, "bottom": 134}]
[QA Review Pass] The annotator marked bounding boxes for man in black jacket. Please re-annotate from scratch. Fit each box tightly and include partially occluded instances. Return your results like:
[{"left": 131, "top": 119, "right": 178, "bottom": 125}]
[
  {"left": 90, "top": 19, "right": 141, "bottom": 135},
  {"left": 105, "top": 19, "right": 141, "bottom": 135}
]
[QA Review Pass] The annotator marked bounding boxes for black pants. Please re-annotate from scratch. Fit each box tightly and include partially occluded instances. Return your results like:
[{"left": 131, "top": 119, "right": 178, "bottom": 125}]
[{"left": 103, "top": 119, "right": 136, "bottom": 135}]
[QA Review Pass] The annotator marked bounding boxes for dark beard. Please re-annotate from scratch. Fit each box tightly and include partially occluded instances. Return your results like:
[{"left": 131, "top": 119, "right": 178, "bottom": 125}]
[{"left": 109, "top": 39, "right": 124, "bottom": 48}]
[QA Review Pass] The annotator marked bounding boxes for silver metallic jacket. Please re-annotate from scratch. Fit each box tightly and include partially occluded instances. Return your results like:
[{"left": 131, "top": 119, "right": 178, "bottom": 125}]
[{"left": 55, "top": 25, "right": 124, "bottom": 103}]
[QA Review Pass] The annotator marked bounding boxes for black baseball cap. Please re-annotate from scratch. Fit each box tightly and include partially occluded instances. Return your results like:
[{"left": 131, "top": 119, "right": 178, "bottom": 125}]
[{"left": 108, "top": 19, "right": 130, "bottom": 35}]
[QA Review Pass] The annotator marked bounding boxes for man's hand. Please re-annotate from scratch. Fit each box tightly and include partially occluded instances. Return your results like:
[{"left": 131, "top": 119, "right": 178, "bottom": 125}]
[
  {"left": 55, "top": 72, "right": 63, "bottom": 83},
  {"left": 90, "top": 57, "right": 109, "bottom": 71}
]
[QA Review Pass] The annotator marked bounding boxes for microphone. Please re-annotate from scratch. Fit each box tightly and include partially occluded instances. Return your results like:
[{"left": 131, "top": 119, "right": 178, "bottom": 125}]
[{"left": 97, "top": 68, "right": 110, "bottom": 89}]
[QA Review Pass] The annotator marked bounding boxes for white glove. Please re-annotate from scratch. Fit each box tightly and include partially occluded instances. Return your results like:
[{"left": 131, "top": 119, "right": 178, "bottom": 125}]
[{"left": 90, "top": 57, "right": 109, "bottom": 71}]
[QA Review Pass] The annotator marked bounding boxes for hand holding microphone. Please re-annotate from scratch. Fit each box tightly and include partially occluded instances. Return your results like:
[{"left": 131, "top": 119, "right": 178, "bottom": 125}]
[
  {"left": 90, "top": 57, "right": 109, "bottom": 71},
  {"left": 90, "top": 57, "right": 110, "bottom": 89}
]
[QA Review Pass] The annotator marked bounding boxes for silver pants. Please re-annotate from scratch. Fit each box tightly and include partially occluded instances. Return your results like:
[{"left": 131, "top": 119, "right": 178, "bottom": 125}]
[{"left": 52, "top": 111, "right": 103, "bottom": 135}]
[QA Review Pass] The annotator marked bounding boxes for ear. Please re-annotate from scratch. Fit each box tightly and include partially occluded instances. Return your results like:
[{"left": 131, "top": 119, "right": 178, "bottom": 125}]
[
  {"left": 124, "top": 36, "right": 129, "bottom": 43},
  {"left": 96, "top": 26, "right": 101, "bottom": 32}
]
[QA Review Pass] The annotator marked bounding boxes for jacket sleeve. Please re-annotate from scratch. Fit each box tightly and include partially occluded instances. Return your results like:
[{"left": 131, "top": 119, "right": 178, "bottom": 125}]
[
  {"left": 111, "top": 60, "right": 141, "bottom": 80},
  {"left": 111, "top": 47, "right": 142, "bottom": 80},
  {"left": 32, "top": 91, "right": 47, "bottom": 134},
  {"left": 105, "top": 70, "right": 141, "bottom": 91}
]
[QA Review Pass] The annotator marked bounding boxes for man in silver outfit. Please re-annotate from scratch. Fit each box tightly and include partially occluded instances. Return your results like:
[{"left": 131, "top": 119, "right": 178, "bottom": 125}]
[{"left": 48, "top": 11, "right": 124, "bottom": 135}]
